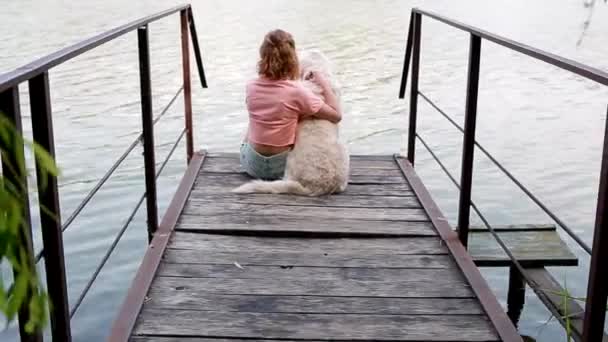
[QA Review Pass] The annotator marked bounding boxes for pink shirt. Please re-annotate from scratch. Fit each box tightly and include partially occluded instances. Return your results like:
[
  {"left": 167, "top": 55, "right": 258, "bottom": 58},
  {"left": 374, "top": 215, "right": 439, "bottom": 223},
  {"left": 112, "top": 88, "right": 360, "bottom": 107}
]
[{"left": 246, "top": 77, "right": 323, "bottom": 147}]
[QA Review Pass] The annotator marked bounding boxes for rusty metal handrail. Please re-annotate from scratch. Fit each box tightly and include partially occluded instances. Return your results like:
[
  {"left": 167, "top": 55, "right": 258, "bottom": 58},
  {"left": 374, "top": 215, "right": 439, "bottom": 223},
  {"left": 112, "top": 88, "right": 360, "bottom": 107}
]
[
  {"left": 412, "top": 132, "right": 567, "bottom": 332},
  {"left": 33, "top": 86, "right": 183, "bottom": 264},
  {"left": 417, "top": 90, "right": 594, "bottom": 255},
  {"left": 69, "top": 128, "right": 187, "bottom": 318},
  {"left": 398, "top": 8, "right": 608, "bottom": 342},
  {"left": 0, "top": 4, "right": 208, "bottom": 92},
  {"left": 413, "top": 9, "right": 608, "bottom": 86},
  {"left": 399, "top": 9, "right": 608, "bottom": 97},
  {"left": 0, "top": 5, "right": 207, "bottom": 341}
]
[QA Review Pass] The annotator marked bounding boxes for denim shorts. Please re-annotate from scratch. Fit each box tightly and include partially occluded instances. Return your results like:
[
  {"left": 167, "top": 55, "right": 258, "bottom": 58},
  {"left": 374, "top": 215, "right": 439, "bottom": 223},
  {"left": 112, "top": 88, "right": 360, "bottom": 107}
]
[{"left": 240, "top": 143, "right": 289, "bottom": 180}]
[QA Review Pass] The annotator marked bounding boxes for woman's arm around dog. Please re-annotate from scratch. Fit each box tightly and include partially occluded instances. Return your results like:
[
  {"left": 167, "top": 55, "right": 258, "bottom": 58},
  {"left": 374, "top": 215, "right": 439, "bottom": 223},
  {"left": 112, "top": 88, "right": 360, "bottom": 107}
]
[{"left": 309, "top": 72, "right": 342, "bottom": 123}]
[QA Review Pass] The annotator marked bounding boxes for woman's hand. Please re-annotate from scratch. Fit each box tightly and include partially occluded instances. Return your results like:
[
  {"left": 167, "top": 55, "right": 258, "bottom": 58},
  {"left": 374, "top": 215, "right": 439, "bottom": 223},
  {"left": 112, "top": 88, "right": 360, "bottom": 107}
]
[
  {"left": 307, "top": 71, "right": 331, "bottom": 90},
  {"left": 314, "top": 103, "right": 342, "bottom": 123},
  {"left": 306, "top": 71, "right": 342, "bottom": 123}
]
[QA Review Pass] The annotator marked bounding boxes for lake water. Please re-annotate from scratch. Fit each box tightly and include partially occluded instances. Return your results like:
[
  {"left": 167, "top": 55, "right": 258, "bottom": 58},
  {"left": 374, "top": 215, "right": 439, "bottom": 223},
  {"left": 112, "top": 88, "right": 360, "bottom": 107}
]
[{"left": 1, "top": 0, "right": 607, "bottom": 341}]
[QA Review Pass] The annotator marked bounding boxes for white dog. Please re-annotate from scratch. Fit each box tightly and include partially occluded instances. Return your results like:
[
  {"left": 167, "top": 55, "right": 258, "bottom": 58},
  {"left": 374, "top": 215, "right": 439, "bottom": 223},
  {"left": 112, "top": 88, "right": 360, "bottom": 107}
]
[{"left": 233, "top": 50, "right": 349, "bottom": 196}]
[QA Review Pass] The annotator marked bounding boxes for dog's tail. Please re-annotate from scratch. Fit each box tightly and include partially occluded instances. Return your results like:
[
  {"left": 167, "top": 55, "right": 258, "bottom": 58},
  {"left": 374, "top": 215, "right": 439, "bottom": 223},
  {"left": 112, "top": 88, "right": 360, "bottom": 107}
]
[{"left": 232, "top": 179, "right": 311, "bottom": 195}]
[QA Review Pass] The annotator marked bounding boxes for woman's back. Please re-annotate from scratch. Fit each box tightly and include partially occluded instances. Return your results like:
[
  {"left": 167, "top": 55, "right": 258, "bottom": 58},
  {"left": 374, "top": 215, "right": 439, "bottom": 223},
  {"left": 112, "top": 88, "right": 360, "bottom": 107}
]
[{"left": 246, "top": 77, "right": 322, "bottom": 147}]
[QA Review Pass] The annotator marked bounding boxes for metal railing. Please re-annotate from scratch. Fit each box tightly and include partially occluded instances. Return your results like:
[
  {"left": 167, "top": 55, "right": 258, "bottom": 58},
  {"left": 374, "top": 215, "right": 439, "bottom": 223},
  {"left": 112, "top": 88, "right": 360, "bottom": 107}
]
[
  {"left": 0, "top": 4, "right": 207, "bottom": 341},
  {"left": 399, "top": 8, "right": 608, "bottom": 342}
]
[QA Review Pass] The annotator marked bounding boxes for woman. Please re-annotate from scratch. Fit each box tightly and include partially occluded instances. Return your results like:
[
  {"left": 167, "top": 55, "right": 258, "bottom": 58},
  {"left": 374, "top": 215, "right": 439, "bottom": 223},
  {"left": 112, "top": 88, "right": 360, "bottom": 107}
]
[{"left": 241, "top": 29, "right": 342, "bottom": 180}]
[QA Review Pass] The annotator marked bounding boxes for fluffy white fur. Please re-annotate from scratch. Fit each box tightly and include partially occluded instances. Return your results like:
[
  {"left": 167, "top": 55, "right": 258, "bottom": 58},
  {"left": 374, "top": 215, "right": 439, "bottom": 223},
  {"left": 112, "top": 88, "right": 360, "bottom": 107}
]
[{"left": 233, "top": 50, "right": 349, "bottom": 196}]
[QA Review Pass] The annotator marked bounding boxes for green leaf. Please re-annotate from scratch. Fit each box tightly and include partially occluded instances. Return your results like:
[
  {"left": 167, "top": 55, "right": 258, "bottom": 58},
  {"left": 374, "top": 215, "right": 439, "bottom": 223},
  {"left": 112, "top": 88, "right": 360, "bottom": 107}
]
[
  {"left": 6, "top": 273, "right": 28, "bottom": 319},
  {"left": 6, "top": 202, "right": 22, "bottom": 235},
  {"left": 40, "top": 204, "right": 59, "bottom": 223},
  {"left": 1, "top": 172, "right": 26, "bottom": 199},
  {"left": 24, "top": 319, "right": 36, "bottom": 333},
  {"left": 31, "top": 142, "right": 59, "bottom": 175},
  {"left": 0, "top": 276, "right": 7, "bottom": 313},
  {"left": 30, "top": 142, "right": 59, "bottom": 192},
  {"left": 0, "top": 113, "right": 13, "bottom": 147},
  {"left": 25, "top": 294, "right": 45, "bottom": 333},
  {"left": 0, "top": 110, "right": 52, "bottom": 330}
]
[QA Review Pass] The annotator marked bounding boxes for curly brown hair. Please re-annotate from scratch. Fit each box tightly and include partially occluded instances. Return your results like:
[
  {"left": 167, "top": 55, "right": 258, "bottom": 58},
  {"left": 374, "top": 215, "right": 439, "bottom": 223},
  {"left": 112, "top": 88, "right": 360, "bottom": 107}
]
[{"left": 257, "top": 29, "right": 299, "bottom": 80}]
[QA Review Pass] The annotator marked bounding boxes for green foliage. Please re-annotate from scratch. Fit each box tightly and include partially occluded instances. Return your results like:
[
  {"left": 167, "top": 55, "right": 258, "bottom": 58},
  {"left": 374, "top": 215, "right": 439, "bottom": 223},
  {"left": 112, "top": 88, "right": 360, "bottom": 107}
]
[
  {"left": 538, "top": 277, "right": 608, "bottom": 341},
  {"left": 0, "top": 112, "right": 56, "bottom": 333}
]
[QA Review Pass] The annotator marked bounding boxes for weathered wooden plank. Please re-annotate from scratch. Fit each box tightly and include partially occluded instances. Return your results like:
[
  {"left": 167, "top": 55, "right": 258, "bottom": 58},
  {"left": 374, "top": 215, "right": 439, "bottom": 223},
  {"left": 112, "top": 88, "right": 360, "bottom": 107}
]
[
  {"left": 182, "top": 202, "right": 428, "bottom": 222},
  {"left": 469, "top": 224, "right": 557, "bottom": 232},
  {"left": 156, "top": 263, "right": 465, "bottom": 282},
  {"left": 204, "top": 153, "right": 396, "bottom": 161},
  {"left": 199, "top": 162, "right": 407, "bottom": 184},
  {"left": 131, "top": 338, "right": 326, "bottom": 342},
  {"left": 336, "top": 183, "right": 413, "bottom": 196},
  {"left": 199, "top": 172, "right": 406, "bottom": 184},
  {"left": 192, "top": 173, "right": 413, "bottom": 194},
  {"left": 202, "top": 174, "right": 405, "bottom": 184},
  {"left": 176, "top": 214, "right": 436, "bottom": 236},
  {"left": 201, "top": 156, "right": 401, "bottom": 174},
  {"left": 193, "top": 178, "right": 413, "bottom": 196},
  {"left": 168, "top": 233, "right": 447, "bottom": 255},
  {"left": 162, "top": 249, "right": 453, "bottom": 268},
  {"left": 143, "top": 289, "right": 484, "bottom": 315},
  {"left": 525, "top": 268, "right": 608, "bottom": 342},
  {"left": 469, "top": 230, "right": 579, "bottom": 267},
  {"left": 151, "top": 276, "right": 474, "bottom": 298},
  {"left": 186, "top": 193, "right": 421, "bottom": 208},
  {"left": 134, "top": 310, "right": 498, "bottom": 341},
  {"left": 346, "top": 159, "right": 401, "bottom": 168},
  {"left": 193, "top": 173, "right": 249, "bottom": 188},
  {"left": 349, "top": 154, "right": 397, "bottom": 161},
  {"left": 349, "top": 174, "right": 406, "bottom": 184}
]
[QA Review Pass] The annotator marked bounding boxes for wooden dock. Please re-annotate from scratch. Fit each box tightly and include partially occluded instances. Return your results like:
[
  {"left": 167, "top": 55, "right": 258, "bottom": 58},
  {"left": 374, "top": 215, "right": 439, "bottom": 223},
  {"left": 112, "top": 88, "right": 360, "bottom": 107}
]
[
  {"left": 5, "top": 4, "right": 607, "bottom": 342},
  {"left": 109, "top": 151, "right": 539, "bottom": 342}
]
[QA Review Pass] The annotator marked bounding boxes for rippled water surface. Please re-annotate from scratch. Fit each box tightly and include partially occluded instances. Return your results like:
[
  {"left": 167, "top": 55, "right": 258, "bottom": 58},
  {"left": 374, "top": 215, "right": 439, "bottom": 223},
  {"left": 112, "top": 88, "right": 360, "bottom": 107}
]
[{"left": 1, "top": 0, "right": 608, "bottom": 341}]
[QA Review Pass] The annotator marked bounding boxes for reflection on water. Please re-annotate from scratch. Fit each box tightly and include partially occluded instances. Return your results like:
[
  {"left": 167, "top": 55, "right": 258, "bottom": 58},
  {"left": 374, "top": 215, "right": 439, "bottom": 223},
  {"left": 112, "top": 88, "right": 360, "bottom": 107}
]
[{"left": 1, "top": 0, "right": 607, "bottom": 340}]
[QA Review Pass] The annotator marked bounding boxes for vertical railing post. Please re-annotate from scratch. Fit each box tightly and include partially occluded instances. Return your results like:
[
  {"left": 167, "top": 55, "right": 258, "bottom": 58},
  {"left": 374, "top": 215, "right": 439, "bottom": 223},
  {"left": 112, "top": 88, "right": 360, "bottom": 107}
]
[
  {"left": 180, "top": 9, "right": 194, "bottom": 163},
  {"left": 582, "top": 106, "right": 608, "bottom": 342},
  {"left": 506, "top": 265, "right": 526, "bottom": 327},
  {"left": 187, "top": 7, "right": 208, "bottom": 89},
  {"left": 0, "top": 87, "right": 43, "bottom": 342},
  {"left": 457, "top": 34, "right": 482, "bottom": 248},
  {"left": 29, "top": 72, "right": 72, "bottom": 342},
  {"left": 407, "top": 12, "right": 421, "bottom": 166},
  {"left": 137, "top": 25, "right": 158, "bottom": 241},
  {"left": 398, "top": 11, "right": 414, "bottom": 100}
]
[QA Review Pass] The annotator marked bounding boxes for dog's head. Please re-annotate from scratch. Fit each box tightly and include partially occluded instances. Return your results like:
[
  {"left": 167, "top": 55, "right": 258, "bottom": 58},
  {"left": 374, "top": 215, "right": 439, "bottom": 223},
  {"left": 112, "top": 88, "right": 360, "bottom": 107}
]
[{"left": 298, "top": 49, "right": 341, "bottom": 100}]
